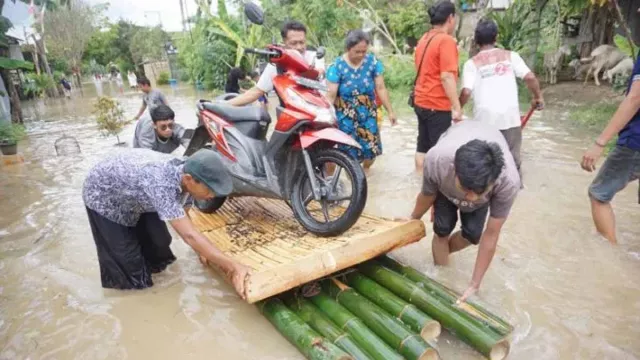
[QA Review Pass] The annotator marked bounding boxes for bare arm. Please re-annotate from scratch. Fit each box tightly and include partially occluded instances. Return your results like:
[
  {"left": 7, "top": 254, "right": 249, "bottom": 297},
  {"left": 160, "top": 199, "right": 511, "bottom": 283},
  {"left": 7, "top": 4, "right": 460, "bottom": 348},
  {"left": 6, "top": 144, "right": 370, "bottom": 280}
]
[
  {"left": 410, "top": 193, "right": 436, "bottom": 220},
  {"left": 459, "top": 88, "right": 472, "bottom": 108},
  {"left": 597, "top": 80, "right": 640, "bottom": 144},
  {"left": 523, "top": 72, "right": 543, "bottom": 107},
  {"left": 134, "top": 103, "right": 147, "bottom": 120},
  {"left": 169, "top": 217, "right": 250, "bottom": 299},
  {"left": 457, "top": 216, "right": 506, "bottom": 303},
  {"left": 470, "top": 216, "right": 505, "bottom": 287},
  {"left": 374, "top": 75, "right": 396, "bottom": 125},
  {"left": 441, "top": 72, "right": 461, "bottom": 120},
  {"left": 326, "top": 82, "right": 339, "bottom": 105},
  {"left": 582, "top": 80, "right": 640, "bottom": 171},
  {"left": 227, "top": 87, "right": 265, "bottom": 107}
]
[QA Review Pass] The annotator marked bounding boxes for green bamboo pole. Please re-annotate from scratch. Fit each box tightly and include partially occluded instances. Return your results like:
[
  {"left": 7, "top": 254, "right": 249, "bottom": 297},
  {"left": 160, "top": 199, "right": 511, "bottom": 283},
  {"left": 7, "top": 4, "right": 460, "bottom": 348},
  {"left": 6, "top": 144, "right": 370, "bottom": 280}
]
[
  {"left": 285, "top": 296, "right": 374, "bottom": 360},
  {"left": 343, "top": 271, "right": 441, "bottom": 341},
  {"left": 379, "top": 256, "right": 514, "bottom": 336},
  {"left": 309, "top": 292, "right": 405, "bottom": 360},
  {"left": 258, "top": 297, "right": 353, "bottom": 360},
  {"left": 325, "top": 279, "right": 439, "bottom": 360},
  {"left": 359, "top": 262, "right": 510, "bottom": 360}
]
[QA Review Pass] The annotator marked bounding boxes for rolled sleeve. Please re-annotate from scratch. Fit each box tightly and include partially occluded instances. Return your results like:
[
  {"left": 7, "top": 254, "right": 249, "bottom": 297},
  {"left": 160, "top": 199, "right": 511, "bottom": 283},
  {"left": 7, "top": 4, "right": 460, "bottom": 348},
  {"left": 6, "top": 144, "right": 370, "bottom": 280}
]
[
  {"left": 146, "top": 186, "right": 186, "bottom": 221},
  {"left": 511, "top": 52, "right": 532, "bottom": 79},
  {"left": 462, "top": 60, "right": 476, "bottom": 91},
  {"left": 489, "top": 182, "right": 519, "bottom": 219},
  {"left": 421, "top": 153, "right": 440, "bottom": 196},
  {"left": 374, "top": 57, "right": 384, "bottom": 77},
  {"left": 326, "top": 63, "right": 340, "bottom": 84},
  {"left": 256, "top": 65, "right": 277, "bottom": 93}
]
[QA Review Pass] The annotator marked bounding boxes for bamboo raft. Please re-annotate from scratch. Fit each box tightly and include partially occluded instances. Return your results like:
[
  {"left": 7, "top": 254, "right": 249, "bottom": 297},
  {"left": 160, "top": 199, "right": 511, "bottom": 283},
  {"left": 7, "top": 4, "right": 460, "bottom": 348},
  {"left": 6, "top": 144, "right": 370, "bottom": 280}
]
[
  {"left": 190, "top": 197, "right": 514, "bottom": 360},
  {"left": 188, "top": 197, "right": 426, "bottom": 303}
]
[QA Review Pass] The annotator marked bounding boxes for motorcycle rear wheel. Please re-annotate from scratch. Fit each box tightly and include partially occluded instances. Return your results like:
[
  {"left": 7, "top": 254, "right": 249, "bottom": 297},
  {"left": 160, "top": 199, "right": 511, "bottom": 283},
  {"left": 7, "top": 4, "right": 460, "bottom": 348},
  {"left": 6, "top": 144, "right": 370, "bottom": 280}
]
[
  {"left": 194, "top": 197, "right": 227, "bottom": 214},
  {"left": 291, "top": 148, "right": 367, "bottom": 237}
]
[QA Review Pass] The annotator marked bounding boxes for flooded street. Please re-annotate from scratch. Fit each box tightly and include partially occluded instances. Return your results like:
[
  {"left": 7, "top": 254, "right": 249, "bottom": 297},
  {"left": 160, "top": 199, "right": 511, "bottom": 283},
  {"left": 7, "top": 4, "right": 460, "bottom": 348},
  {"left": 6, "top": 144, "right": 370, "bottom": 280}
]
[{"left": 1, "top": 83, "right": 639, "bottom": 360}]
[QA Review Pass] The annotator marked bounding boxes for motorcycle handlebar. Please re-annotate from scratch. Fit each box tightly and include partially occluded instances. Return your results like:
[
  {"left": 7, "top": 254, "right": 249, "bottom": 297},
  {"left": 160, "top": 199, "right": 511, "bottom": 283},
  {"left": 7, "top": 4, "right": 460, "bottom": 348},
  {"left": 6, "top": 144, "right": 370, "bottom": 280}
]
[{"left": 244, "top": 48, "right": 280, "bottom": 57}]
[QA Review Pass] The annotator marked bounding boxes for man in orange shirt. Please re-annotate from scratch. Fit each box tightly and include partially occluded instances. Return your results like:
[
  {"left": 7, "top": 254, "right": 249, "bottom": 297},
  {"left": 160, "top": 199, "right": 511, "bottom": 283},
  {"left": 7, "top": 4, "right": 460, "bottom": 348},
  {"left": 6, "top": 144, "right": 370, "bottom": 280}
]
[{"left": 413, "top": 1, "right": 460, "bottom": 171}]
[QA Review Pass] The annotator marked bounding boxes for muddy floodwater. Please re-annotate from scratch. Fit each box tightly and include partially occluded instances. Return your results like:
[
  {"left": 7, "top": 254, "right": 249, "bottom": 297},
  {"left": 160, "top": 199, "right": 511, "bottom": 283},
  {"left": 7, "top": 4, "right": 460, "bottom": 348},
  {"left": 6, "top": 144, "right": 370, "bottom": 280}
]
[{"left": 1, "top": 82, "right": 639, "bottom": 360}]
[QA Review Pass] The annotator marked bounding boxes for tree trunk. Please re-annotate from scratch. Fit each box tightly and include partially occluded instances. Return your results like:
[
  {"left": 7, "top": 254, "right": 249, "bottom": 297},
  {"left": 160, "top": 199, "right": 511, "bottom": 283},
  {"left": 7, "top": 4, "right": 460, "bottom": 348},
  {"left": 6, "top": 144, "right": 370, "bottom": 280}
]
[
  {"left": 0, "top": 69, "right": 23, "bottom": 124},
  {"left": 36, "top": 38, "right": 61, "bottom": 98},
  {"left": 578, "top": 5, "right": 616, "bottom": 58}
]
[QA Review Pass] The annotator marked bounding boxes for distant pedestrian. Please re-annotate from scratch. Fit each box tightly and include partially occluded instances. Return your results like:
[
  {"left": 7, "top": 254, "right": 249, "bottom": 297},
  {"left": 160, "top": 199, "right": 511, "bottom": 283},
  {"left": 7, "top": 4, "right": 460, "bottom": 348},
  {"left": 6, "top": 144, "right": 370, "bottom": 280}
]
[
  {"left": 60, "top": 77, "right": 72, "bottom": 98},
  {"left": 225, "top": 67, "right": 249, "bottom": 94},
  {"left": 128, "top": 71, "right": 138, "bottom": 89},
  {"left": 412, "top": 0, "right": 459, "bottom": 172},
  {"left": 133, "top": 77, "right": 168, "bottom": 121},
  {"left": 115, "top": 72, "right": 124, "bottom": 94}
]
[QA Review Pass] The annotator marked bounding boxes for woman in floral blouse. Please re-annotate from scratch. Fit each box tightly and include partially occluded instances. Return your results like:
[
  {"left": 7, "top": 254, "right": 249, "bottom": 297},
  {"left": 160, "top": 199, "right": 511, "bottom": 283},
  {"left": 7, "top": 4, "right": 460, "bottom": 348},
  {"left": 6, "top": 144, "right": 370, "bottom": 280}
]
[{"left": 326, "top": 29, "right": 397, "bottom": 172}]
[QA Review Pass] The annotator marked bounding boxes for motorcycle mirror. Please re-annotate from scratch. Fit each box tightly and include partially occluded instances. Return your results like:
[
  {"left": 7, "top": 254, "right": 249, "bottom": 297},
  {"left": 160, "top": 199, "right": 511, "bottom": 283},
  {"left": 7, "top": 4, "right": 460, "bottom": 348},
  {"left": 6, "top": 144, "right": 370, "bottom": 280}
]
[
  {"left": 316, "top": 47, "right": 326, "bottom": 60},
  {"left": 244, "top": 2, "right": 264, "bottom": 25}
]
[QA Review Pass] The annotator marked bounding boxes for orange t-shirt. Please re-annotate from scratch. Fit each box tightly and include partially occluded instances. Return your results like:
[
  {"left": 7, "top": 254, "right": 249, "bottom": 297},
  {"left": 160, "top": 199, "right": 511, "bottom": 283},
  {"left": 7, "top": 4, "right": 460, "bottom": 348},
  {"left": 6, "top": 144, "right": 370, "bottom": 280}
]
[{"left": 413, "top": 30, "right": 459, "bottom": 111}]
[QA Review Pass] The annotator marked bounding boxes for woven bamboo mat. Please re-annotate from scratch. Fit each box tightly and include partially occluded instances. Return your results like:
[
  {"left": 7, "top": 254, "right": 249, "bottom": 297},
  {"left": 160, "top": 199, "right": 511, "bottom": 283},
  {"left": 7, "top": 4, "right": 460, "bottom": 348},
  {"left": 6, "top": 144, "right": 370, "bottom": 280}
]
[{"left": 189, "top": 197, "right": 425, "bottom": 303}]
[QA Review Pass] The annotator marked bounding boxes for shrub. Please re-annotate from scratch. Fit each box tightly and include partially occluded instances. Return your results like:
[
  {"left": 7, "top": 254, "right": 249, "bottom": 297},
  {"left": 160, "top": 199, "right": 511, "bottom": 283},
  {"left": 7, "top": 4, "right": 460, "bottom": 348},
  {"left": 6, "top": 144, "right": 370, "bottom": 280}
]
[
  {"left": 381, "top": 54, "right": 415, "bottom": 90},
  {"left": 93, "top": 97, "right": 131, "bottom": 145},
  {"left": 157, "top": 71, "right": 170, "bottom": 85},
  {"left": 0, "top": 122, "right": 26, "bottom": 144}
]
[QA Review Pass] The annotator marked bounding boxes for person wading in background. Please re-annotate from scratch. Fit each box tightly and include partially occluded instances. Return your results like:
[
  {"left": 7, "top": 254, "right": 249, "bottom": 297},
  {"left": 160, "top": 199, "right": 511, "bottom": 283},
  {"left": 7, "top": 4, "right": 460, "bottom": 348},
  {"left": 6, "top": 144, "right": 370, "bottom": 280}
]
[
  {"left": 133, "top": 77, "right": 169, "bottom": 121},
  {"left": 412, "top": 0, "right": 460, "bottom": 172},
  {"left": 459, "top": 19, "right": 544, "bottom": 177},
  {"left": 581, "top": 51, "right": 640, "bottom": 245}
]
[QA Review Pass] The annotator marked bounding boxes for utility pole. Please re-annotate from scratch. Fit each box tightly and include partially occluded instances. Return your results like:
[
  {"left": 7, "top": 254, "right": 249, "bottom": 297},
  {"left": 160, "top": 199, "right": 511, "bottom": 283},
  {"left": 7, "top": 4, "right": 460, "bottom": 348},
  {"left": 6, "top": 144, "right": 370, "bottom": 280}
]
[{"left": 179, "top": 0, "right": 187, "bottom": 33}]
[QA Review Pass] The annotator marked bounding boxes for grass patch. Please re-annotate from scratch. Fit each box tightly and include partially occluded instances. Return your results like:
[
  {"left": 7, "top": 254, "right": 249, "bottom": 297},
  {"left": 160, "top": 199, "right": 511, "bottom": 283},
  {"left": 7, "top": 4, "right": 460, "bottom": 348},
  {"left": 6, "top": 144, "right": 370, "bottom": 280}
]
[
  {"left": 569, "top": 102, "right": 619, "bottom": 129},
  {"left": 569, "top": 102, "right": 619, "bottom": 153}
]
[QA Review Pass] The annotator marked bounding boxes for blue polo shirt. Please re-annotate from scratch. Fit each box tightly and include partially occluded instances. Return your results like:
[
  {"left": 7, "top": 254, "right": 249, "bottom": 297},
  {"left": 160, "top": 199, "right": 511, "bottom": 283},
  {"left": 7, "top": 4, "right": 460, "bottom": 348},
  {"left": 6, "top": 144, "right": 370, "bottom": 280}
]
[{"left": 617, "top": 52, "right": 640, "bottom": 150}]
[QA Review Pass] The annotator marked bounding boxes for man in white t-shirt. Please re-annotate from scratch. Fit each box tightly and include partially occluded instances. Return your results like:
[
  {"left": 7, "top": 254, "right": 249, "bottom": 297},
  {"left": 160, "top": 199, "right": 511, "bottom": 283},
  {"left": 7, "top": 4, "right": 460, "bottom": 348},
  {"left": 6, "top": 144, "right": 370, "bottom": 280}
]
[
  {"left": 228, "top": 20, "right": 325, "bottom": 107},
  {"left": 459, "top": 19, "right": 543, "bottom": 174}
]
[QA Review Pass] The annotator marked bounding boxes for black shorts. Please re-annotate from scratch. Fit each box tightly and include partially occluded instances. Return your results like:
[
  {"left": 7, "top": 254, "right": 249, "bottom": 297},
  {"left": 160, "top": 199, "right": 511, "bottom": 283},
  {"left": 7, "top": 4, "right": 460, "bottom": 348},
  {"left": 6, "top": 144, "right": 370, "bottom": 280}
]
[
  {"left": 415, "top": 106, "right": 452, "bottom": 154},
  {"left": 433, "top": 193, "right": 488, "bottom": 245},
  {"left": 86, "top": 208, "right": 176, "bottom": 289}
]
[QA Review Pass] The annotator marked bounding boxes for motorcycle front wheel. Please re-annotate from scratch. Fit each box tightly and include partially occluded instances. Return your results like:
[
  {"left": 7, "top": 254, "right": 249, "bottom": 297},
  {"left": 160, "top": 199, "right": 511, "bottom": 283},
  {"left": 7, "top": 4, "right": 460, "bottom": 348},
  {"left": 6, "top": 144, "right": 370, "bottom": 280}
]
[{"left": 291, "top": 148, "right": 367, "bottom": 237}]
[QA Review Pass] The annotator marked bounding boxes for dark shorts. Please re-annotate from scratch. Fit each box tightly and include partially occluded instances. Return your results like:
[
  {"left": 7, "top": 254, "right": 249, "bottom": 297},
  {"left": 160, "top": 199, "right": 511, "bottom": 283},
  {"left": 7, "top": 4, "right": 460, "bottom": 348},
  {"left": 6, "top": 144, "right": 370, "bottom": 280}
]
[
  {"left": 433, "top": 193, "right": 489, "bottom": 245},
  {"left": 415, "top": 106, "right": 452, "bottom": 154},
  {"left": 86, "top": 207, "right": 176, "bottom": 290},
  {"left": 588, "top": 145, "right": 640, "bottom": 203}
]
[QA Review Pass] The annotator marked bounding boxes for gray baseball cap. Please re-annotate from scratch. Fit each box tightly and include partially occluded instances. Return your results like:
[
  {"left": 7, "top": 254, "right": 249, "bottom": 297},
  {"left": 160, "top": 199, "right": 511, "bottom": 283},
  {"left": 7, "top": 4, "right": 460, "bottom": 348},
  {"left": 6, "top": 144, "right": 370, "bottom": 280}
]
[{"left": 184, "top": 149, "right": 233, "bottom": 196}]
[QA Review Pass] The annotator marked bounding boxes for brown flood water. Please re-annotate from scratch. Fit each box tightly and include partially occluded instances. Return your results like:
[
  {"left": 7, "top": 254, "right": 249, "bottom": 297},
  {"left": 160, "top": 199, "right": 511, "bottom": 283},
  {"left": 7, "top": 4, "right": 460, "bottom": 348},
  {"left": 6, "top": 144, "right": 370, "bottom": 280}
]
[{"left": 1, "top": 82, "right": 639, "bottom": 360}]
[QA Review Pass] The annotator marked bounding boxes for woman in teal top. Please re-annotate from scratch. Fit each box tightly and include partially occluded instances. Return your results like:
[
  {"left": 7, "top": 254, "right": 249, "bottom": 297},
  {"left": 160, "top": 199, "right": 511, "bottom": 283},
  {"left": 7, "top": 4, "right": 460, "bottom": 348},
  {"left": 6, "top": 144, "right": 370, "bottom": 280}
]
[{"left": 326, "top": 30, "right": 397, "bottom": 172}]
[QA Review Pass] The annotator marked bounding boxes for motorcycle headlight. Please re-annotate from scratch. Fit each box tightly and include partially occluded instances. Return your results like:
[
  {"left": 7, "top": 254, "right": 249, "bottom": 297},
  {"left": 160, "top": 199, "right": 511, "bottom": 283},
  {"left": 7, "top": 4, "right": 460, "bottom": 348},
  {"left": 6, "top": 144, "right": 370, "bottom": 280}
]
[
  {"left": 285, "top": 88, "right": 336, "bottom": 125},
  {"left": 314, "top": 108, "right": 336, "bottom": 125}
]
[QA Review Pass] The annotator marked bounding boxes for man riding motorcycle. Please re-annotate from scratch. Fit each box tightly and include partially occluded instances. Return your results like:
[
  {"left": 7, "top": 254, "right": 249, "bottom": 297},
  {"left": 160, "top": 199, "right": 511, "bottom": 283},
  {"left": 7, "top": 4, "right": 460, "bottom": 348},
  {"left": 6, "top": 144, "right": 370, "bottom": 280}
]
[{"left": 227, "top": 20, "right": 325, "bottom": 107}]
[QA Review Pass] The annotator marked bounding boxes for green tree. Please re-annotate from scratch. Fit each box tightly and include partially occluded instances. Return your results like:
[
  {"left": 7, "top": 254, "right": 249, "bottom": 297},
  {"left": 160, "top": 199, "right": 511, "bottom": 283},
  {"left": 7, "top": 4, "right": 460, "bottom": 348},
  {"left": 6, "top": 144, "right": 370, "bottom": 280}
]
[{"left": 42, "top": 0, "right": 97, "bottom": 91}]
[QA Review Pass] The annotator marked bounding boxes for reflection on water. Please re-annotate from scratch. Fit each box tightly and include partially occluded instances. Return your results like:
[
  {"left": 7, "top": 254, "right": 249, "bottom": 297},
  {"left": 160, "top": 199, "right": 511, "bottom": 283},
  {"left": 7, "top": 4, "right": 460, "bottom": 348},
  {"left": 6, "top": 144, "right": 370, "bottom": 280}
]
[{"left": 1, "top": 83, "right": 639, "bottom": 360}]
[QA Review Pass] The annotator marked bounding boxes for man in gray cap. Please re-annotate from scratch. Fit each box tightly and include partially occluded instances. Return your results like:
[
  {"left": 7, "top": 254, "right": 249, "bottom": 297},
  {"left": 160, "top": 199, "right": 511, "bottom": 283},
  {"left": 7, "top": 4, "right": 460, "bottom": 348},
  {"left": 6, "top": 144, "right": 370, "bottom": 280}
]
[{"left": 82, "top": 148, "right": 249, "bottom": 298}]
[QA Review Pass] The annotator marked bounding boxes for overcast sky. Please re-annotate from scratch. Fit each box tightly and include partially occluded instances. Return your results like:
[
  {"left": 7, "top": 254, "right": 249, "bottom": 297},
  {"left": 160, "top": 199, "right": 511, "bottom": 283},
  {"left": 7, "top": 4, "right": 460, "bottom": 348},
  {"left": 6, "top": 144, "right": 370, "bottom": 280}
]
[{"left": 2, "top": 0, "right": 225, "bottom": 40}]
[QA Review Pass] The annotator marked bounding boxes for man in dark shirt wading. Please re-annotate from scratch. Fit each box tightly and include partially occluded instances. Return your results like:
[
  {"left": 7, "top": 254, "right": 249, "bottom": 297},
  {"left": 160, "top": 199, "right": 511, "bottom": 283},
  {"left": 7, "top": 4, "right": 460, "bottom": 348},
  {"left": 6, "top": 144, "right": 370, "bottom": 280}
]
[
  {"left": 581, "top": 52, "right": 640, "bottom": 245},
  {"left": 82, "top": 148, "right": 249, "bottom": 298}
]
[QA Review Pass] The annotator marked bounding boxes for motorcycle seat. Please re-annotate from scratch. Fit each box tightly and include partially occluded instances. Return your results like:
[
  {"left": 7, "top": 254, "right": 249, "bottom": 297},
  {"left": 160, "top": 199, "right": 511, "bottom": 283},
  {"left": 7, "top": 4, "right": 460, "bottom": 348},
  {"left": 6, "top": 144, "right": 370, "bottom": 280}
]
[{"left": 201, "top": 102, "right": 271, "bottom": 124}]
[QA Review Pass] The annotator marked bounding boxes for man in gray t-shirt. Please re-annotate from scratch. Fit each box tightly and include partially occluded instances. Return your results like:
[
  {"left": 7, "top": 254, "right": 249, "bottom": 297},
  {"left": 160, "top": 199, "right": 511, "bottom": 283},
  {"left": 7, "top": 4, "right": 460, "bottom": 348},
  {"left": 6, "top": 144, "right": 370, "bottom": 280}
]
[
  {"left": 133, "top": 105, "right": 190, "bottom": 154},
  {"left": 409, "top": 120, "right": 520, "bottom": 303},
  {"left": 133, "top": 76, "right": 168, "bottom": 121}
]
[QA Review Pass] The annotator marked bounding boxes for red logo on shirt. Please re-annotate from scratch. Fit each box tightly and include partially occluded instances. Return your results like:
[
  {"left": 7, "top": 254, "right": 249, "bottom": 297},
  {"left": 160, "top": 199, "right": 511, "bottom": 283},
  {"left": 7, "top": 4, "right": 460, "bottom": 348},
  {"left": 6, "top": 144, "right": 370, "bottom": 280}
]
[{"left": 495, "top": 63, "right": 508, "bottom": 76}]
